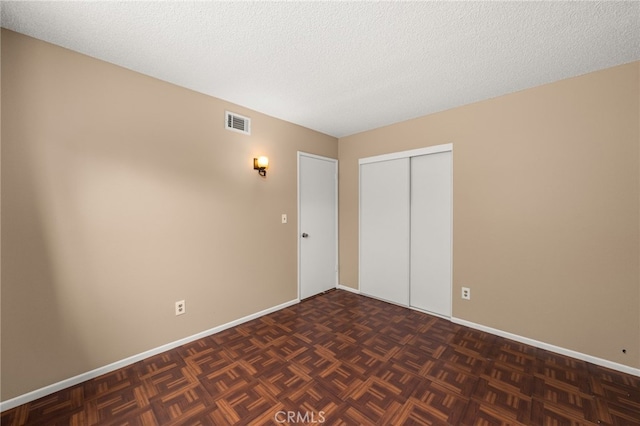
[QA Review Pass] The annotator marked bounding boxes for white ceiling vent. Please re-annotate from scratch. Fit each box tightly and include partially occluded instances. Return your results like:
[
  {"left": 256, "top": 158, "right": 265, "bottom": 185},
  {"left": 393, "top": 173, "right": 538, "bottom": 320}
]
[{"left": 225, "top": 111, "right": 251, "bottom": 135}]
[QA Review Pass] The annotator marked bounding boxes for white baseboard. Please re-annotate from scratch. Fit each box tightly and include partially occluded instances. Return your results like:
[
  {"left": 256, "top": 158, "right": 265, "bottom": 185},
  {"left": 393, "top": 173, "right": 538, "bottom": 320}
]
[
  {"left": 0, "top": 298, "right": 300, "bottom": 412},
  {"left": 451, "top": 317, "right": 640, "bottom": 377},
  {"left": 5, "top": 299, "right": 636, "bottom": 412},
  {"left": 336, "top": 284, "right": 360, "bottom": 294}
]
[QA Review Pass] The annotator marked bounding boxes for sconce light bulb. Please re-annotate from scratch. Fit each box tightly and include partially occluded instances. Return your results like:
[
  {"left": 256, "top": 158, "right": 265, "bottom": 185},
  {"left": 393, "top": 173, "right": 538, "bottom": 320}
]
[{"left": 257, "top": 156, "right": 269, "bottom": 169}]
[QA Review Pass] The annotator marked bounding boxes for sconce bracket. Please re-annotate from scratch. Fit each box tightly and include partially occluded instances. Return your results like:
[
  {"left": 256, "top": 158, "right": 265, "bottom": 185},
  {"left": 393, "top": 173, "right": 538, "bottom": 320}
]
[{"left": 254, "top": 157, "right": 268, "bottom": 177}]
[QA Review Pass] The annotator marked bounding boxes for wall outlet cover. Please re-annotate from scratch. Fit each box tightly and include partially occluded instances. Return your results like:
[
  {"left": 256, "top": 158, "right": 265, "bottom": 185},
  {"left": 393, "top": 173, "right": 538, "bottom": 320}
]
[
  {"left": 175, "top": 300, "right": 186, "bottom": 316},
  {"left": 461, "top": 287, "right": 471, "bottom": 300}
]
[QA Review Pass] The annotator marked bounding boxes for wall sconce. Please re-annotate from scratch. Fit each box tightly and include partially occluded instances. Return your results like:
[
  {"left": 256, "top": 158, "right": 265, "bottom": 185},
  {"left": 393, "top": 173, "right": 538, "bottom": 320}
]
[{"left": 253, "top": 156, "right": 269, "bottom": 177}]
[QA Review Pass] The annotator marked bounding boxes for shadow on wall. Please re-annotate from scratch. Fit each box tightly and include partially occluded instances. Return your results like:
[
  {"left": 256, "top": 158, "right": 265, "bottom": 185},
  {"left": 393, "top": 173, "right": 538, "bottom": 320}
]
[
  {"left": 1, "top": 113, "right": 278, "bottom": 397},
  {"left": 1, "top": 134, "right": 91, "bottom": 398},
  {"left": 1, "top": 28, "right": 338, "bottom": 402}
]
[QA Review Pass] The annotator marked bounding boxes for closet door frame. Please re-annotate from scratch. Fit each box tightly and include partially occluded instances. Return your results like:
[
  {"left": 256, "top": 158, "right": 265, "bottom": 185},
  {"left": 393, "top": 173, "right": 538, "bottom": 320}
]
[{"left": 358, "top": 143, "right": 453, "bottom": 311}]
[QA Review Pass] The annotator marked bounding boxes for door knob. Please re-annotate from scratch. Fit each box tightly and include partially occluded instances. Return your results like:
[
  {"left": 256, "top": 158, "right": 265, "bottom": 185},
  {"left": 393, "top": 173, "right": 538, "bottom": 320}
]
[{"left": 302, "top": 233, "right": 309, "bottom": 238}]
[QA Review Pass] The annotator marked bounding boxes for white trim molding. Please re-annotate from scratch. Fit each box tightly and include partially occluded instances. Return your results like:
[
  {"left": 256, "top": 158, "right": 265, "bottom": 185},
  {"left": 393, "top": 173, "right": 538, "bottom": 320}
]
[
  {"left": 358, "top": 143, "right": 452, "bottom": 165},
  {"left": 0, "top": 298, "right": 300, "bottom": 412},
  {"left": 297, "top": 151, "right": 339, "bottom": 300},
  {"left": 336, "top": 284, "right": 360, "bottom": 294},
  {"left": 451, "top": 317, "right": 640, "bottom": 377}
]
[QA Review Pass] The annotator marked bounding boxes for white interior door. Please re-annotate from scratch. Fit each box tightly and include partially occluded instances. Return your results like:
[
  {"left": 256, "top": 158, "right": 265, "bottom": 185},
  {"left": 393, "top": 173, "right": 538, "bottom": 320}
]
[
  {"left": 410, "top": 151, "right": 452, "bottom": 317},
  {"left": 299, "top": 153, "right": 338, "bottom": 299},
  {"left": 359, "top": 158, "right": 410, "bottom": 306}
]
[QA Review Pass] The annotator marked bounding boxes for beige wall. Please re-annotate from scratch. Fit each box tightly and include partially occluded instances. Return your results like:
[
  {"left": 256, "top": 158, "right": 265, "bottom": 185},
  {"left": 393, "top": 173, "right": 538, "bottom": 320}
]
[
  {"left": 0, "top": 30, "right": 338, "bottom": 400},
  {"left": 339, "top": 61, "right": 640, "bottom": 369},
  {"left": 1, "top": 28, "right": 638, "bottom": 403}
]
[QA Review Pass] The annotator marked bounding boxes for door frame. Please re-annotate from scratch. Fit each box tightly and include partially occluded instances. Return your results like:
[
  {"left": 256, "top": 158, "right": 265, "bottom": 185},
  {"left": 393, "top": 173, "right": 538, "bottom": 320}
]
[
  {"left": 358, "top": 143, "right": 453, "bottom": 316},
  {"left": 297, "top": 151, "right": 339, "bottom": 300}
]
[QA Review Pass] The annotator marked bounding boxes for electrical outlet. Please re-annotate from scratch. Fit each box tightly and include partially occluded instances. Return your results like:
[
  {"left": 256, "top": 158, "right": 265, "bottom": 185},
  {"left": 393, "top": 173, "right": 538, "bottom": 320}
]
[
  {"left": 281, "top": 214, "right": 287, "bottom": 224},
  {"left": 461, "top": 287, "right": 471, "bottom": 300},
  {"left": 175, "top": 300, "right": 186, "bottom": 316}
]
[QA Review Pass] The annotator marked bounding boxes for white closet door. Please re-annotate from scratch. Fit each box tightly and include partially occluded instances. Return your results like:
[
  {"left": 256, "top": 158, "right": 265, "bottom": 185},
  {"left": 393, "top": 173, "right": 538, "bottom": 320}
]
[
  {"left": 360, "top": 158, "right": 410, "bottom": 306},
  {"left": 410, "top": 151, "right": 452, "bottom": 317}
]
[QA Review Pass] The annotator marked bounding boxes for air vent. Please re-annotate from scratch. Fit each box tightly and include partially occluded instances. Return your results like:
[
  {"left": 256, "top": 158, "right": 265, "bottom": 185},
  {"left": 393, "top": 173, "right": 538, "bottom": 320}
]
[{"left": 225, "top": 111, "right": 251, "bottom": 135}]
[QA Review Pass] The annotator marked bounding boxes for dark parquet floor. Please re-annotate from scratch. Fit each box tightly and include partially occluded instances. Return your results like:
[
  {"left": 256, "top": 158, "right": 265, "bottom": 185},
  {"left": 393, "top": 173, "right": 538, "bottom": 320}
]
[{"left": 2, "top": 290, "right": 639, "bottom": 425}]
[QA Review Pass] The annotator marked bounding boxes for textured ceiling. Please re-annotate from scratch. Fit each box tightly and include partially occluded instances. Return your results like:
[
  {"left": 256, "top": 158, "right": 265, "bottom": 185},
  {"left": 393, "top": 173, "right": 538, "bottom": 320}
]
[{"left": 2, "top": 1, "right": 639, "bottom": 137}]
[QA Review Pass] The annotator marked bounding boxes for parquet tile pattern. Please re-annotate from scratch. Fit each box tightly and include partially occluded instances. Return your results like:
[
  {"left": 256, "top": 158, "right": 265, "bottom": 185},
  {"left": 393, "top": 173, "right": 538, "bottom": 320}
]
[{"left": 2, "top": 290, "right": 639, "bottom": 425}]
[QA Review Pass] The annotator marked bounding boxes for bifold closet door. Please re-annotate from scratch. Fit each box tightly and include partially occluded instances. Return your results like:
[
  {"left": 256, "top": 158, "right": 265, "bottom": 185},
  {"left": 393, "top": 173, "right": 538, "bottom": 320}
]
[
  {"left": 410, "top": 151, "right": 452, "bottom": 317},
  {"left": 360, "top": 158, "right": 410, "bottom": 306}
]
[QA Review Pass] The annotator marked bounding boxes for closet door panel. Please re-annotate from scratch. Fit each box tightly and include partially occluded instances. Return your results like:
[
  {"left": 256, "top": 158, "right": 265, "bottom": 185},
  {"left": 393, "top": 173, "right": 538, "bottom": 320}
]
[
  {"left": 410, "top": 151, "right": 452, "bottom": 317},
  {"left": 359, "top": 158, "right": 410, "bottom": 306}
]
